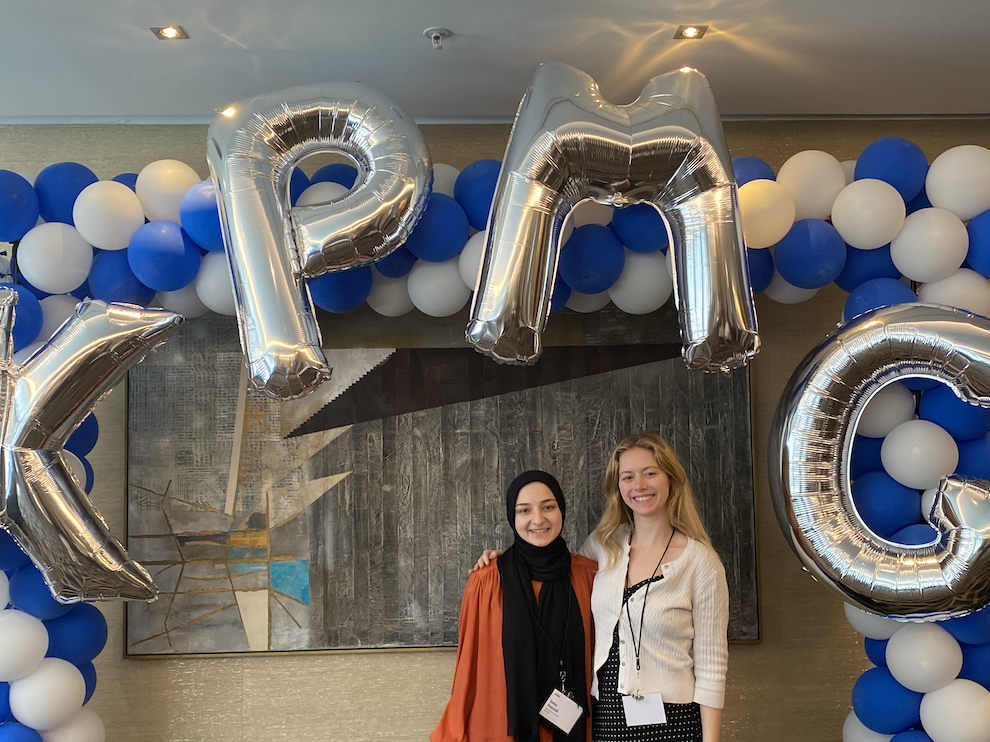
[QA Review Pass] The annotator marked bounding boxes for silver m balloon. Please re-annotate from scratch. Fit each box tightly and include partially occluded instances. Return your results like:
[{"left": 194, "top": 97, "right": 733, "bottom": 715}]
[
  {"left": 770, "top": 303, "right": 990, "bottom": 620},
  {"left": 466, "top": 63, "right": 759, "bottom": 370},
  {"left": 208, "top": 83, "right": 432, "bottom": 400},
  {"left": 0, "top": 291, "right": 183, "bottom": 602}
]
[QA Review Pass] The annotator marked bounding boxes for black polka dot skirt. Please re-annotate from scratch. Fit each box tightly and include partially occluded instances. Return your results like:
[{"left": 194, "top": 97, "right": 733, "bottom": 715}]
[{"left": 591, "top": 580, "right": 703, "bottom": 742}]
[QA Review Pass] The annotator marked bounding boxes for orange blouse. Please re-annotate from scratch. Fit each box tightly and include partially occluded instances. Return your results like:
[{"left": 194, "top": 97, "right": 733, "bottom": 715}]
[{"left": 431, "top": 554, "right": 597, "bottom": 742}]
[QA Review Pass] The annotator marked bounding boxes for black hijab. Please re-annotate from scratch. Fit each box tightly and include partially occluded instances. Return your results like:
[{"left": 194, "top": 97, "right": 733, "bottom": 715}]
[{"left": 498, "top": 470, "right": 588, "bottom": 742}]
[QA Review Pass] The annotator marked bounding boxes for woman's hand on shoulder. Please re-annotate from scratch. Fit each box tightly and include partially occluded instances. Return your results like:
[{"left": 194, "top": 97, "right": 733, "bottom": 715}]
[{"left": 470, "top": 549, "right": 504, "bottom": 573}]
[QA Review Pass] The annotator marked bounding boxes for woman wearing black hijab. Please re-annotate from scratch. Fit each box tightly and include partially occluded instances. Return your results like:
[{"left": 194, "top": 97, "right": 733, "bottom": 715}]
[{"left": 432, "top": 470, "right": 597, "bottom": 742}]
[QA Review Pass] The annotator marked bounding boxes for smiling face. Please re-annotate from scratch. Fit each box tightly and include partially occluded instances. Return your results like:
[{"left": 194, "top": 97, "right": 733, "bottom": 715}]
[
  {"left": 618, "top": 446, "right": 671, "bottom": 520},
  {"left": 513, "top": 482, "right": 563, "bottom": 547}
]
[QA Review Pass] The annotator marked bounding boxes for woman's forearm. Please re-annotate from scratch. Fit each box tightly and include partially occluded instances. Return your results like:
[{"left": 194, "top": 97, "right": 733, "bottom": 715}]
[{"left": 700, "top": 704, "right": 721, "bottom": 742}]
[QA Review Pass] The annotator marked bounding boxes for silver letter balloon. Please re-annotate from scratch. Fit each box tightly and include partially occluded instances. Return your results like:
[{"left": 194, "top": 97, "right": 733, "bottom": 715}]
[
  {"left": 466, "top": 62, "right": 759, "bottom": 370},
  {"left": 208, "top": 83, "right": 432, "bottom": 400},
  {"left": 769, "top": 303, "right": 990, "bottom": 620},
  {"left": 0, "top": 291, "right": 183, "bottom": 603}
]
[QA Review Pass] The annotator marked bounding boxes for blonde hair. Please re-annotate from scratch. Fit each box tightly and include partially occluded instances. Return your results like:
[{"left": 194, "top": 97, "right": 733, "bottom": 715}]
[{"left": 593, "top": 431, "right": 712, "bottom": 567}]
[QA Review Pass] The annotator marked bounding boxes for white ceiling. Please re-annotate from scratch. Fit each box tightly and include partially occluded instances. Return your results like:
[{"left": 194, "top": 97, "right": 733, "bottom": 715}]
[{"left": 2, "top": 0, "right": 989, "bottom": 123}]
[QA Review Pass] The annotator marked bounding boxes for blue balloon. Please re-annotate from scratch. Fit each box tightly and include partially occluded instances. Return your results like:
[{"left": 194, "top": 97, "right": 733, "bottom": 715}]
[
  {"left": 0, "top": 171, "right": 40, "bottom": 242},
  {"left": 956, "top": 434, "right": 990, "bottom": 480},
  {"left": 851, "top": 471, "right": 921, "bottom": 539},
  {"left": 835, "top": 244, "right": 900, "bottom": 293},
  {"left": 112, "top": 172, "right": 139, "bottom": 191},
  {"left": 747, "top": 248, "right": 774, "bottom": 295},
  {"left": 179, "top": 180, "right": 225, "bottom": 252},
  {"left": 843, "top": 277, "right": 916, "bottom": 323},
  {"left": 10, "top": 273, "right": 50, "bottom": 303},
  {"left": 128, "top": 221, "right": 202, "bottom": 291},
  {"left": 959, "top": 641, "right": 990, "bottom": 688},
  {"left": 289, "top": 167, "right": 310, "bottom": 206},
  {"left": 851, "top": 666, "right": 922, "bottom": 734},
  {"left": 0, "top": 723, "right": 43, "bottom": 742},
  {"left": 732, "top": 156, "right": 776, "bottom": 186},
  {"left": 774, "top": 219, "right": 846, "bottom": 289},
  {"left": 0, "top": 283, "right": 43, "bottom": 352},
  {"left": 65, "top": 414, "right": 99, "bottom": 458},
  {"left": 44, "top": 603, "right": 108, "bottom": 665},
  {"left": 558, "top": 224, "right": 625, "bottom": 295},
  {"left": 310, "top": 163, "right": 358, "bottom": 189},
  {"left": 942, "top": 605, "right": 990, "bottom": 645},
  {"left": 855, "top": 138, "right": 929, "bottom": 202},
  {"left": 919, "top": 383, "right": 990, "bottom": 441},
  {"left": 0, "top": 681, "right": 8, "bottom": 721},
  {"left": 454, "top": 159, "right": 501, "bottom": 230},
  {"left": 850, "top": 435, "right": 884, "bottom": 479},
  {"left": 375, "top": 245, "right": 416, "bottom": 278},
  {"left": 70, "top": 279, "right": 92, "bottom": 301},
  {"left": 903, "top": 376, "right": 940, "bottom": 392},
  {"left": 81, "top": 457, "right": 94, "bottom": 494},
  {"left": 890, "top": 732, "right": 934, "bottom": 742},
  {"left": 550, "top": 277, "right": 571, "bottom": 315},
  {"left": 906, "top": 187, "right": 933, "bottom": 215},
  {"left": 864, "top": 637, "right": 888, "bottom": 667},
  {"left": 890, "top": 524, "right": 938, "bottom": 546},
  {"left": 611, "top": 203, "right": 668, "bottom": 253},
  {"left": 0, "top": 531, "right": 31, "bottom": 572},
  {"left": 965, "top": 209, "right": 990, "bottom": 278},
  {"left": 8, "top": 565, "right": 72, "bottom": 620},
  {"left": 77, "top": 660, "right": 98, "bottom": 704},
  {"left": 88, "top": 250, "right": 156, "bottom": 306},
  {"left": 33, "top": 162, "right": 98, "bottom": 225},
  {"left": 403, "top": 193, "right": 470, "bottom": 262},
  {"left": 308, "top": 266, "right": 373, "bottom": 313}
]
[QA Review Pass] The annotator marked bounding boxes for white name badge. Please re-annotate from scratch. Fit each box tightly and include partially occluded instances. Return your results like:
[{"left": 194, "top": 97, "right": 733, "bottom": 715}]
[
  {"left": 539, "top": 689, "right": 583, "bottom": 734},
  {"left": 622, "top": 693, "right": 667, "bottom": 726}
]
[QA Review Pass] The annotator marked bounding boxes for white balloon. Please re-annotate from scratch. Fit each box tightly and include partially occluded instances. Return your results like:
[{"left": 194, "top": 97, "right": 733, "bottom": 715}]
[
  {"left": 9, "top": 658, "right": 86, "bottom": 731},
  {"left": 565, "top": 290, "right": 611, "bottom": 313},
  {"left": 776, "top": 150, "right": 847, "bottom": 220},
  {"left": 858, "top": 381, "right": 916, "bottom": 438},
  {"left": 458, "top": 229, "right": 486, "bottom": 289},
  {"left": 0, "top": 610, "right": 49, "bottom": 682},
  {"left": 764, "top": 268, "right": 819, "bottom": 304},
  {"left": 194, "top": 252, "right": 237, "bottom": 316},
  {"left": 367, "top": 268, "right": 414, "bottom": 317},
  {"left": 157, "top": 283, "right": 209, "bottom": 318},
  {"left": 62, "top": 450, "right": 87, "bottom": 488},
  {"left": 39, "top": 295, "right": 81, "bottom": 342},
  {"left": 16, "top": 223, "right": 93, "bottom": 294},
  {"left": 71, "top": 180, "right": 145, "bottom": 250},
  {"left": 41, "top": 708, "right": 106, "bottom": 742},
  {"left": 608, "top": 249, "right": 673, "bottom": 314},
  {"left": 886, "top": 623, "right": 963, "bottom": 693},
  {"left": 843, "top": 603, "right": 905, "bottom": 640},
  {"left": 0, "top": 570, "right": 8, "bottom": 608},
  {"left": 841, "top": 160, "right": 858, "bottom": 186},
  {"left": 920, "top": 679, "right": 990, "bottom": 742},
  {"left": 569, "top": 199, "right": 614, "bottom": 227},
  {"left": 665, "top": 247, "right": 674, "bottom": 279},
  {"left": 737, "top": 179, "right": 797, "bottom": 249},
  {"left": 296, "top": 181, "right": 349, "bottom": 206},
  {"left": 890, "top": 208, "right": 969, "bottom": 283},
  {"left": 831, "top": 179, "right": 906, "bottom": 250},
  {"left": 919, "top": 269, "right": 990, "bottom": 318},
  {"left": 842, "top": 710, "right": 894, "bottom": 742},
  {"left": 881, "top": 419, "right": 959, "bottom": 489},
  {"left": 921, "top": 487, "right": 938, "bottom": 521},
  {"left": 926, "top": 145, "right": 990, "bottom": 222},
  {"left": 135, "top": 159, "right": 201, "bottom": 223},
  {"left": 432, "top": 163, "right": 460, "bottom": 198},
  {"left": 406, "top": 258, "right": 471, "bottom": 317}
]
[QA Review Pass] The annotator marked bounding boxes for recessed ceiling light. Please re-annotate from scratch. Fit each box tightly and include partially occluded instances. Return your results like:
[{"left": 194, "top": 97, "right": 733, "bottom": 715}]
[
  {"left": 673, "top": 25, "right": 708, "bottom": 39},
  {"left": 151, "top": 26, "right": 189, "bottom": 40}
]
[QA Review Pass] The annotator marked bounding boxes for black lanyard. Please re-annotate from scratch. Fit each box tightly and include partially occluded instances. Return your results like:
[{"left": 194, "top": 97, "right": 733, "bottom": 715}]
[
  {"left": 624, "top": 530, "right": 675, "bottom": 687},
  {"left": 523, "top": 581, "right": 575, "bottom": 696}
]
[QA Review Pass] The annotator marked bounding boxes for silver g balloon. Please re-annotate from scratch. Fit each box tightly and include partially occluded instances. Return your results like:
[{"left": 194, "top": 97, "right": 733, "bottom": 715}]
[
  {"left": 466, "top": 63, "right": 759, "bottom": 370},
  {"left": 0, "top": 293, "right": 183, "bottom": 602},
  {"left": 208, "top": 83, "right": 432, "bottom": 400},
  {"left": 770, "top": 303, "right": 990, "bottom": 619}
]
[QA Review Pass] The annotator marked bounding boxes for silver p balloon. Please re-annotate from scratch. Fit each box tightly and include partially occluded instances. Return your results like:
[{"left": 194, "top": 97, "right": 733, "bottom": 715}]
[
  {"left": 769, "top": 303, "right": 990, "bottom": 620},
  {"left": 466, "top": 62, "right": 758, "bottom": 371},
  {"left": 208, "top": 83, "right": 432, "bottom": 400},
  {"left": 0, "top": 293, "right": 183, "bottom": 602}
]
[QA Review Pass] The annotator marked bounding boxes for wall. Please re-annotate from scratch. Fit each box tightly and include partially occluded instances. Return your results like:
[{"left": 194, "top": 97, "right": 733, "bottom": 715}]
[{"left": 2, "top": 119, "right": 990, "bottom": 741}]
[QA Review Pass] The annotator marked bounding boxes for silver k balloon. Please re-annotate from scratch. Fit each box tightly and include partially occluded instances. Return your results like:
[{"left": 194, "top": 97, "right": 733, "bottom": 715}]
[
  {"left": 770, "top": 303, "right": 990, "bottom": 619},
  {"left": 0, "top": 292, "right": 183, "bottom": 602},
  {"left": 466, "top": 63, "right": 759, "bottom": 370},
  {"left": 208, "top": 83, "right": 432, "bottom": 400}
]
